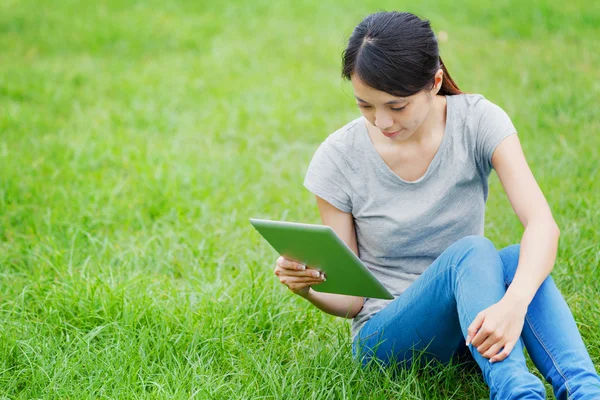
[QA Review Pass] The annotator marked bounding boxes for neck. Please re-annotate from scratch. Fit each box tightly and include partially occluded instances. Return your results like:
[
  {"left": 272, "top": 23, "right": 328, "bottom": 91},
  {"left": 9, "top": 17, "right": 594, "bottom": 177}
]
[{"left": 406, "top": 95, "right": 446, "bottom": 146}]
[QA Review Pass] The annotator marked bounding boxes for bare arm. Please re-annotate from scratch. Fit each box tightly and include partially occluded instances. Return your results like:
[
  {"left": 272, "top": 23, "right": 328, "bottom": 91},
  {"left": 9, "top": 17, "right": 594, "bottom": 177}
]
[
  {"left": 300, "top": 195, "right": 365, "bottom": 319},
  {"left": 492, "top": 134, "right": 561, "bottom": 306}
]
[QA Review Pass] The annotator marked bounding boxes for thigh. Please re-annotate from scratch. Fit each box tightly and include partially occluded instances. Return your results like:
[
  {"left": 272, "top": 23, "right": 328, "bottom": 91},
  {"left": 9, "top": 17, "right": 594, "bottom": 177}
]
[{"left": 353, "top": 239, "right": 474, "bottom": 368}]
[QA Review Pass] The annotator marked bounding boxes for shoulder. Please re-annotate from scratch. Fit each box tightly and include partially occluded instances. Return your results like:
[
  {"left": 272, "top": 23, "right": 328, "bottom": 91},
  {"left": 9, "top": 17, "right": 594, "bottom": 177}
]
[
  {"left": 462, "top": 93, "right": 511, "bottom": 122},
  {"left": 321, "top": 116, "right": 365, "bottom": 154},
  {"left": 307, "top": 117, "right": 364, "bottom": 168},
  {"left": 450, "top": 93, "right": 513, "bottom": 131},
  {"left": 451, "top": 92, "right": 490, "bottom": 116}
]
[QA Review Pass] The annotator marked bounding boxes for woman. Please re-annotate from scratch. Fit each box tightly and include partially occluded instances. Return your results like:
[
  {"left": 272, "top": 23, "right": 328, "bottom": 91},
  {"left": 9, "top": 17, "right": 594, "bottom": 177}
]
[{"left": 273, "top": 11, "right": 600, "bottom": 399}]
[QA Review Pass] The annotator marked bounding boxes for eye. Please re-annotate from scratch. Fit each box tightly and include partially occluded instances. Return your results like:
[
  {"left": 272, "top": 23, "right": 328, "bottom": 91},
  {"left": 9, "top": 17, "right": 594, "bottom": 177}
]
[
  {"left": 391, "top": 106, "right": 406, "bottom": 112},
  {"left": 356, "top": 104, "right": 372, "bottom": 109}
]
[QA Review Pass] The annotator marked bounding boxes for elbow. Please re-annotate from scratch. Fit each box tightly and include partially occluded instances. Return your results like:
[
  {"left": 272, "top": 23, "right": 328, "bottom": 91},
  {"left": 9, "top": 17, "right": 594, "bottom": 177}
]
[
  {"left": 552, "top": 221, "right": 561, "bottom": 238},
  {"left": 528, "top": 215, "right": 560, "bottom": 238},
  {"left": 348, "top": 298, "right": 365, "bottom": 319}
]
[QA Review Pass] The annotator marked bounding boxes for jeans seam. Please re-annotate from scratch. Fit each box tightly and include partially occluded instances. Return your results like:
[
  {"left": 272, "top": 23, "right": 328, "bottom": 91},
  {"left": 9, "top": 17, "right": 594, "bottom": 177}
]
[
  {"left": 525, "top": 314, "right": 573, "bottom": 397},
  {"left": 357, "top": 330, "right": 379, "bottom": 342},
  {"left": 452, "top": 263, "right": 498, "bottom": 396}
]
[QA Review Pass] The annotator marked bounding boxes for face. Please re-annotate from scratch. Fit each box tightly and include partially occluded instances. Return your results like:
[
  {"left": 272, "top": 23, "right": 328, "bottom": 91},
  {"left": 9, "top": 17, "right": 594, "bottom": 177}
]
[{"left": 351, "top": 70, "right": 443, "bottom": 142}]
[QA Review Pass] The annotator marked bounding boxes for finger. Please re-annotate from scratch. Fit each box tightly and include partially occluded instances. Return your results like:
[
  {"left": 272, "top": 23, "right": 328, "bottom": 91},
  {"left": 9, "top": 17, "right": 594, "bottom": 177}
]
[
  {"left": 287, "top": 280, "right": 324, "bottom": 290},
  {"left": 490, "top": 341, "right": 517, "bottom": 363},
  {"left": 471, "top": 321, "right": 497, "bottom": 347},
  {"left": 476, "top": 334, "right": 498, "bottom": 356},
  {"left": 275, "top": 267, "right": 324, "bottom": 279},
  {"left": 470, "top": 325, "right": 490, "bottom": 348},
  {"left": 277, "top": 257, "right": 306, "bottom": 271},
  {"left": 466, "top": 312, "right": 485, "bottom": 345},
  {"left": 278, "top": 257, "right": 306, "bottom": 270},
  {"left": 482, "top": 341, "right": 504, "bottom": 359},
  {"left": 281, "top": 276, "right": 324, "bottom": 284},
  {"left": 280, "top": 276, "right": 325, "bottom": 286}
]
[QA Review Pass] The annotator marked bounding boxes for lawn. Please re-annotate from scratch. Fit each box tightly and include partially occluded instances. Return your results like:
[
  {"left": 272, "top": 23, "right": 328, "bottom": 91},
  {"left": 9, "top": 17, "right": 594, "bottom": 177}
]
[{"left": 0, "top": 0, "right": 599, "bottom": 398}]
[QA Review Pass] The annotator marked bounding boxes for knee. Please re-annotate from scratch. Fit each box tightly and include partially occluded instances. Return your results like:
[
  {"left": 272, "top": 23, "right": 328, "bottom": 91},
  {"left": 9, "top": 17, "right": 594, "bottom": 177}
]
[
  {"left": 452, "top": 235, "right": 496, "bottom": 255},
  {"left": 447, "top": 235, "right": 501, "bottom": 276}
]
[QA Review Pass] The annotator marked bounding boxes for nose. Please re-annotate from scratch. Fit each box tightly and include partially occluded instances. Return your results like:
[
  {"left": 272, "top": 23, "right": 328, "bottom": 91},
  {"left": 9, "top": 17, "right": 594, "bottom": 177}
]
[{"left": 374, "top": 111, "right": 393, "bottom": 131}]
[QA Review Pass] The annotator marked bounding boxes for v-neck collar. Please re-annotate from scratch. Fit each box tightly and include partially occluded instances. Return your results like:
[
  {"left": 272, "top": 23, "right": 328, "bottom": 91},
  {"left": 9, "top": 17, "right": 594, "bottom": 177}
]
[{"left": 359, "top": 95, "right": 451, "bottom": 186}]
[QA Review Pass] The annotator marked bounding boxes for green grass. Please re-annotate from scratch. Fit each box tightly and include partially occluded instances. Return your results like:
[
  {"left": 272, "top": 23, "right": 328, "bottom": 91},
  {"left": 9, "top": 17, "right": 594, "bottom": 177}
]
[{"left": 1, "top": 0, "right": 599, "bottom": 398}]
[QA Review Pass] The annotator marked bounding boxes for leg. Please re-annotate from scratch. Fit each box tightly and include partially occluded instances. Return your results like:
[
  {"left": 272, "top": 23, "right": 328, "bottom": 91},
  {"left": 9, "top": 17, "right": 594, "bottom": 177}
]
[
  {"left": 353, "top": 236, "right": 546, "bottom": 399},
  {"left": 499, "top": 244, "right": 600, "bottom": 400}
]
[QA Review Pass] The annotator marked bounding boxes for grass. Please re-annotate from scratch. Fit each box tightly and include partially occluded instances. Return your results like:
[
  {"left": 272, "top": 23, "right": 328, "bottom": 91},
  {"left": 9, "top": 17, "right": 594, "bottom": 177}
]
[{"left": 0, "top": 0, "right": 599, "bottom": 398}]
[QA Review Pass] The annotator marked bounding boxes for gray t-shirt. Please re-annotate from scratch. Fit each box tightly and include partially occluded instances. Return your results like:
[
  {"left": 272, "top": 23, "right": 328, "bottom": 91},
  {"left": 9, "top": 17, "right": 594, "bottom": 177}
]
[{"left": 303, "top": 93, "right": 518, "bottom": 340}]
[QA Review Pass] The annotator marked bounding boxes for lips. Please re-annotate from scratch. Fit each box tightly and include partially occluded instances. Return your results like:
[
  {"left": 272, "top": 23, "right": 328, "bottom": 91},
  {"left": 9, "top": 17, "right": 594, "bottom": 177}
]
[{"left": 382, "top": 129, "right": 402, "bottom": 137}]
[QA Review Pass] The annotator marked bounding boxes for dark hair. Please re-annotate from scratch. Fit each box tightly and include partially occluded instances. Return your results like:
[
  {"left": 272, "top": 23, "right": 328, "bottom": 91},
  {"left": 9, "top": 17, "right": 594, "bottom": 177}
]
[{"left": 342, "top": 11, "right": 463, "bottom": 97}]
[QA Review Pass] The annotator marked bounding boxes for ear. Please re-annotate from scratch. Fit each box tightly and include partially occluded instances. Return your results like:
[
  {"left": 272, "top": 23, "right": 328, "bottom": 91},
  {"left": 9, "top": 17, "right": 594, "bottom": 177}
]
[{"left": 433, "top": 69, "right": 444, "bottom": 94}]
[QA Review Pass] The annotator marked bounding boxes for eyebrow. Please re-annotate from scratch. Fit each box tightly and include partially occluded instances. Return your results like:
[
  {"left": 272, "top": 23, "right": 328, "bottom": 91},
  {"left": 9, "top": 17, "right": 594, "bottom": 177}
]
[{"left": 355, "top": 96, "right": 407, "bottom": 105}]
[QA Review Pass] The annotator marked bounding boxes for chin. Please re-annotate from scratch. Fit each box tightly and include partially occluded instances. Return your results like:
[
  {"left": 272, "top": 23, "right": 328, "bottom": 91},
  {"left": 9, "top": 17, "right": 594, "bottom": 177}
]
[{"left": 394, "top": 129, "right": 412, "bottom": 138}]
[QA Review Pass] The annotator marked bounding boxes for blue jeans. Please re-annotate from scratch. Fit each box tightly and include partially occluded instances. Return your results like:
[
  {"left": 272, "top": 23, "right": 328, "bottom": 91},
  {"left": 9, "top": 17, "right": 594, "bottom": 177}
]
[{"left": 352, "top": 236, "right": 600, "bottom": 399}]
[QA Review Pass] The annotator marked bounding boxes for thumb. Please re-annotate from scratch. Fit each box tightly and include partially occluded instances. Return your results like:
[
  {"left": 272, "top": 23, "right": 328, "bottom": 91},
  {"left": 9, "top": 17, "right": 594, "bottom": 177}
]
[{"left": 466, "top": 312, "right": 485, "bottom": 345}]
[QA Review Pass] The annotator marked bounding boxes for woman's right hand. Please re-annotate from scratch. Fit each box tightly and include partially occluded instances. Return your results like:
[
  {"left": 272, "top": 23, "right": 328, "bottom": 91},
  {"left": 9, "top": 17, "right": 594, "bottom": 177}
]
[{"left": 274, "top": 256, "right": 326, "bottom": 298}]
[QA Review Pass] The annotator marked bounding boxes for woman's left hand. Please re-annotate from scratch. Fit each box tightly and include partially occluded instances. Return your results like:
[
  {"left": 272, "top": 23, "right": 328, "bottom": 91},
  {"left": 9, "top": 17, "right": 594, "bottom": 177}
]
[{"left": 465, "top": 296, "right": 528, "bottom": 363}]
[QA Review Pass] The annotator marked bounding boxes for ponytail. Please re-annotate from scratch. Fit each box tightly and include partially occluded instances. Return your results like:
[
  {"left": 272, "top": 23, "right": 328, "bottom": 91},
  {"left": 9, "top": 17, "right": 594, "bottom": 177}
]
[{"left": 438, "top": 56, "right": 463, "bottom": 95}]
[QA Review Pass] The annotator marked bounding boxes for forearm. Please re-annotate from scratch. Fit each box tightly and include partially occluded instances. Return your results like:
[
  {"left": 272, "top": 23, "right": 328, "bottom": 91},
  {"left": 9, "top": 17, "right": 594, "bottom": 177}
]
[
  {"left": 504, "top": 217, "right": 560, "bottom": 306},
  {"left": 302, "top": 288, "right": 364, "bottom": 319}
]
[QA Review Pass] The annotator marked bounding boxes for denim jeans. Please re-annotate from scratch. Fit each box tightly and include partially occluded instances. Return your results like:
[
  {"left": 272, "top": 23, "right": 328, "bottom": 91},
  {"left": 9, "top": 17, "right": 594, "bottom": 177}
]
[{"left": 352, "top": 236, "right": 600, "bottom": 399}]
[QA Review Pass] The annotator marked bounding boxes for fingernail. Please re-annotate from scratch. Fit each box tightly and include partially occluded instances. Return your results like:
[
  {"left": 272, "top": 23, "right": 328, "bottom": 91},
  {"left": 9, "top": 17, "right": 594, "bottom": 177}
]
[
  {"left": 322, "top": 275, "right": 326, "bottom": 281},
  {"left": 465, "top": 336, "right": 471, "bottom": 346},
  {"left": 298, "top": 265, "right": 305, "bottom": 271},
  {"left": 313, "top": 271, "right": 320, "bottom": 277},
  {"left": 489, "top": 359, "right": 494, "bottom": 364}
]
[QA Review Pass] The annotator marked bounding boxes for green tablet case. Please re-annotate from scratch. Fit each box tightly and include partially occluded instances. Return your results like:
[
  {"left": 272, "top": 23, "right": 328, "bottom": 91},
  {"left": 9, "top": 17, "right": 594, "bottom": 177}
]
[{"left": 250, "top": 218, "right": 394, "bottom": 300}]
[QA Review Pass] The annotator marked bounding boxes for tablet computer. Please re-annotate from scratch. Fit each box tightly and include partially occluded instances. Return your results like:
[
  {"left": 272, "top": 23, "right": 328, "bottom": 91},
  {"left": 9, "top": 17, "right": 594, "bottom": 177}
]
[{"left": 249, "top": 218, "right": 394, "bottom": 300}]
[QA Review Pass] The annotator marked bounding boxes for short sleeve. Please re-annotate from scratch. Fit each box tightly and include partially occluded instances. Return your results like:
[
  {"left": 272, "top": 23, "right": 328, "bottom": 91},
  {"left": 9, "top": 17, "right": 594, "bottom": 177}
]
[
  {"left": 474, "top": 98, "right": 518, "bottom": 176},
  {"left": 303, "top": 140, "right": 353, "bottom": 213}
]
